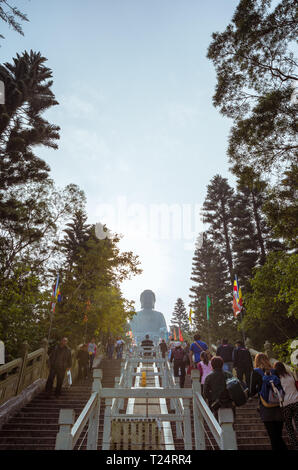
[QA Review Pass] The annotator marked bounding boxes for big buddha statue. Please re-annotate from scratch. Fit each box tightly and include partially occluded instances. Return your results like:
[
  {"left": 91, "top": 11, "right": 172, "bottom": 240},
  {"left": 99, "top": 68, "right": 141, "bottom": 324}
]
[{"left": 130, "top": 290, "right": 168, "bottom": 344}]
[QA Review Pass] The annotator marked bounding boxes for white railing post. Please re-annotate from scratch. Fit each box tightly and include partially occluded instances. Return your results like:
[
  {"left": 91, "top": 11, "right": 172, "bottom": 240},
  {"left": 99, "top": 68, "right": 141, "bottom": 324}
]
[
  {"left": 114, "top": 376, "right": 124, "bottom": 412},
  {"left": 173, "top": 377, "right": 183, "bottom": 439},
  {"left": 55, "top": 409, "right": 75, "bottom": 450},
  {"left": 102, "top": 398, "right": 113, "bottom": 450},
  {"left": 182, "top": 397, "right": 192, "bottom": 450},
  {"left": 87, "top": 369, "right": 102, "bottom": 450},
  {"left": 191, "top": 369, "right": 206, "bottom": 450},
  {"left": 218, "top": 408, "right": 237, "bottom": 450}
]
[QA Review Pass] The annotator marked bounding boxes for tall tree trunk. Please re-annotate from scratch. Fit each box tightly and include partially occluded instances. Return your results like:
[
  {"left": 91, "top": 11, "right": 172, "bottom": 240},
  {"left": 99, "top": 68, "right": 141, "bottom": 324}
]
[{"left": 251, "top": 192, "right": 266, "bottom": 265}]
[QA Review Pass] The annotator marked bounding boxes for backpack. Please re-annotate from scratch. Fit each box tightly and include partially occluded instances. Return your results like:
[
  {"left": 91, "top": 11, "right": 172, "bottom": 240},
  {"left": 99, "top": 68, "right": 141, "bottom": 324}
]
[
  {"left": 173, "top": 347, "right": 185, "bottom": 361},
  {"left": 226, "top": 376, "right": 248, "bottom": 406},
  {"left": 260, "top": 373, "right": 285, "bottom": 408}
]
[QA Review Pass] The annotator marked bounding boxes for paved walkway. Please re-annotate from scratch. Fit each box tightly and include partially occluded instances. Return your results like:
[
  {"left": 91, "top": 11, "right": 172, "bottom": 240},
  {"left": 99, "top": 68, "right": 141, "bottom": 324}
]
[{"left": 126, "top": 359, "right": 174, "bottom": 449}]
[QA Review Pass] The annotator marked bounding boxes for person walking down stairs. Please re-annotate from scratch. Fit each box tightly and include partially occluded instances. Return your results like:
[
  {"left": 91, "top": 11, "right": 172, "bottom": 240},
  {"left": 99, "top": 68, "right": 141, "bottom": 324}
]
[
  {"left": 159, "top": 339, "right": 168, "bottom": 359},
  {"left": 45, "top": 337, "right": 72, "bottom": 398},
  {"left": 77, "top": 344, "right": 89, "bottom": 383},
  {"left": 170, "top": 343, "right": 186, "bottom": 388},
  {"left": 88, "top": 338, "right": 97, "bottom": 370}
]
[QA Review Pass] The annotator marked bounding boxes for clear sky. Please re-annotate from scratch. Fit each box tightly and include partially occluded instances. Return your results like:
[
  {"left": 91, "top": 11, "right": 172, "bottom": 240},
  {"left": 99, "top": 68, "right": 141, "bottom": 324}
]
[{"left": 2, "top": 0, "right": 239, "bottom": 328}]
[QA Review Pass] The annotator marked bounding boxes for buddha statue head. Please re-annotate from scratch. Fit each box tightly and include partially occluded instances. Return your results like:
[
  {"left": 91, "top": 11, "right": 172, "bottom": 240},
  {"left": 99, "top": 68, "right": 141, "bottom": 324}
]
[{"left": 140, "top": 290, "right": 156, "bottom": 309}]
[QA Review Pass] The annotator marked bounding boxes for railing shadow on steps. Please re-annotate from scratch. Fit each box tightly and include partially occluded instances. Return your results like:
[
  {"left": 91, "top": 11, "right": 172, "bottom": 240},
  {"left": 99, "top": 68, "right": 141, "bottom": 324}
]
[{"left": 55, "top": 355, "right": 238, "bottom": 451}]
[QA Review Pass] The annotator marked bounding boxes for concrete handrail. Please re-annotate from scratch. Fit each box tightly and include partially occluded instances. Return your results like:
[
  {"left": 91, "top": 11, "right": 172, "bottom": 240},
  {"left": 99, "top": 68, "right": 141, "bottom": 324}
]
[
  {"left": 55, "top": 369, "right": 102, "bottom": 450},
  {"left": 0, "top": 340, "right": 85, "bottom": 407},
  {"left": 194, "top": 391, "right": 222, "bottom": 447},
  {"left": 71, "top": 392, "right": 98, "bottom": 445},
  {"left": 191, "top": 369, "right": 237, "bottom": 450}
]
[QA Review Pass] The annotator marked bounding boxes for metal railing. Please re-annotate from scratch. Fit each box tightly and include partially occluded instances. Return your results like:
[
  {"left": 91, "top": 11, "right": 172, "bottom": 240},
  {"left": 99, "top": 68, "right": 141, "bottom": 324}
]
[{"left": 55, "top": 352, "right": 238, "bottom": 450}]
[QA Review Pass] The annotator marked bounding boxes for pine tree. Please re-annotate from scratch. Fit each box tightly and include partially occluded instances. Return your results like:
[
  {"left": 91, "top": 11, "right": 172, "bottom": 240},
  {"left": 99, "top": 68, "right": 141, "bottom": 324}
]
[
  {"left": 202, "top": 175, "right": 235, "bottom": 285},
  {"left": 189, "top": 235, "right": 237, "bottom": 344},
  {"left": 207, "top": 0, "right": 297, "bottom": 176},
  {"left": 0, "top": 51, "right": 60, "bottom": 227},
  {"left": 232, "top": 167, "right": 285, "bottom": 292},
  {"left": 59, "top": 209, "right": 90, "bottom": 271},
  {"left": 0, "top": 1, "right": 29, "bottom": 39},
  {"left": 52, "top": 225, "right": 142, "bottom": 346},
  {"left": 170, "top": 298, "right": 189, "bottom": 335}
]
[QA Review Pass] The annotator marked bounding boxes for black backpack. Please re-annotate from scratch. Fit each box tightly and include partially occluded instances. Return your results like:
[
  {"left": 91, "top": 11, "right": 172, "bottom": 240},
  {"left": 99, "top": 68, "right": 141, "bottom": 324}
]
[{"left": 226, "top": 376, "right": 248, "bottom": 406}]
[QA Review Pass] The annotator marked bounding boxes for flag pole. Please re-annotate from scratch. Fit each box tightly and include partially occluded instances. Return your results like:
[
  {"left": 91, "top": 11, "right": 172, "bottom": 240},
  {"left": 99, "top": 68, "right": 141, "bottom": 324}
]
[
  {"left": 206, "top": 295, "right": 211, "bottom": 348},
  {"left": 240, "top": 307, "right": 246, "bottom": 345},
  {"left": 47, "top": 274, "right": 60, "bottom": 345},
  {"left": 47, "top": 309, "right": 54, "bottom": 344}
]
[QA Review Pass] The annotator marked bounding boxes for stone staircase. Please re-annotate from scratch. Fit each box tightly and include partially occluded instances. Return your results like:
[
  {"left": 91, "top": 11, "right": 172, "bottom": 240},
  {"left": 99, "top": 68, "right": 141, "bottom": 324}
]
[
  {"left": 0, "top": 359, "right": 292, "bottom": 450},
  {"left": 100, "top": 358, "right": 122, "bottom": 388},
  {"left": 0, "top": 357, "right": 122, "bottom": 450}
]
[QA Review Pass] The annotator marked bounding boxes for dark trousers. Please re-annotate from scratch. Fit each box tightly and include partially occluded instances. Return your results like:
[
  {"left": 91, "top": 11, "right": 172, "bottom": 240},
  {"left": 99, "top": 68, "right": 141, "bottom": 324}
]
[
  {"left": 173, "top": 360, "right": 186, "bottom": 388},
  {"left": 89, "top": 353, "right": 95, "bottom": 369},
  {"left": 264, "top": 421, "right": 288, "bottom": 451},
  {"left": 45, "top": 367, "right": 66, "bottom": 396},
  {"left": 78, "top": 363, "right": 88, "bottom": 381},
  {"left": 107, "top": 346, "right": 114, "bottom": 359},
  {"left": 236, "top": 367, "right": 252, "bottom": 390},
  {"left": 283, "top": 402, "right": 298, "bottom": 450}
]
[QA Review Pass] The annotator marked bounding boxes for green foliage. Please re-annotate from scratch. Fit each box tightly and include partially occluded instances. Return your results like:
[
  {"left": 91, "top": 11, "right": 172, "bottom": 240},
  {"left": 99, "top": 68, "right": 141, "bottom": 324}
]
[
  {"left": 0, "top": 263, "right": 49, "bottom": 360},
  {"left": 263, "top": 164, "right": 298, "bottom": 249},
  {"left": 240, "top": 251, "right": 298, "bottom": 348},
  {"left": 49, "top": 219, "right": 141, "bottom": 347},
  {"left": 202, "top": 175, "right": 235, "bottom": 284},
  {"left": 272, "top": 338, "right": 297, "bottom": 365},
  {"left": 207, "top": 0, "right": 297, "bottom": 176},
  {"left": 170, "top": 298, "right": 190, "bottom": 335},
  {"left": 0, "top": 0, "right": 29, "bottom": 39},
  {"left": 190, "top": 234, "right": 238, "bottom": 344}
]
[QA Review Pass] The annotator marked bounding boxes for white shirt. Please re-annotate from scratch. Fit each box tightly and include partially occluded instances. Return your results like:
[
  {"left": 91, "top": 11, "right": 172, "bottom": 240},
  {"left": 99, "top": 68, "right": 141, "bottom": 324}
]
[{"left": 280, "top": 374, "right": 298, "bottom": 407}]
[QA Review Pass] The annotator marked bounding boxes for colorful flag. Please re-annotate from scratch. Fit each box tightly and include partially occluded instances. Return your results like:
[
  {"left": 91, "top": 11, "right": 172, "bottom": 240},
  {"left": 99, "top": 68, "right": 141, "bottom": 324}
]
[
  {"left": 178, "top": 327, "right": 184, "bottom": 342},
  {"left": 189, "top": 308, "right": 194, "bottom": 325},
  {"left": 233, "top": 275, "right": 243, "bottom": 317},
  {"left": 173, "top": 328, "right": 177, "bottom": 341},
  {"left": 56, "top": 288, "right": 62, "bottom": 303},
  {"left": 206, "top": 295, "right": 211, "bottom": 321},
  {"left": 51, "top": 274, "right": 60, "bottom": 312}
]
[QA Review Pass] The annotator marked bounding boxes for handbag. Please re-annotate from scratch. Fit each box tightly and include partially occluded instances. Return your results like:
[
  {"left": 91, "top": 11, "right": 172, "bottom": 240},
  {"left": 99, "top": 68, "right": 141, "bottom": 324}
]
[{"left": 67, "top": 370, "right": 72, "bottom": 387}]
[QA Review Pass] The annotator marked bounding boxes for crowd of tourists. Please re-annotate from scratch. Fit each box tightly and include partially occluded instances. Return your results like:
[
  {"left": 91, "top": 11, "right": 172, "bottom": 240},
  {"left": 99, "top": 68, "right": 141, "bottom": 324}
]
[
  {"left": 163, "top": 334, "right": 298, "bottom": 451},
  {"left": 44, "top": 333, "right": 297, "bottom": 451},
  {"left": 45, "top": 336, "right": 98, "bottom": 398}
]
